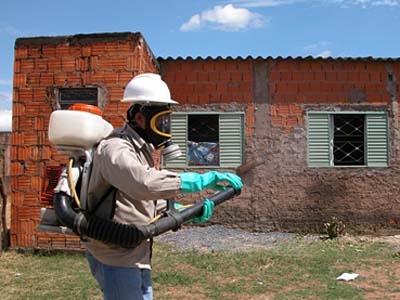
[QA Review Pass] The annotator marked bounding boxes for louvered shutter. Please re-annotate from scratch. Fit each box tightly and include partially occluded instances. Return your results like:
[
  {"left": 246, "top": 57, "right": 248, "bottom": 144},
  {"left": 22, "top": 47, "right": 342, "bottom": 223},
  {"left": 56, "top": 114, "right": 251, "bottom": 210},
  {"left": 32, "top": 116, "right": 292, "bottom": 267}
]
[
  {"left": 366, "top": 114, "right": 388, "bottom": 167},
  {"left": 219, "top": 114, "right": 244, "bottom": 167},
  {"left": 165, "top": 114, "right": 187, "bottom": 168},
  {"left": 307, "top": 114, "right": 331, "bottom": 167}
]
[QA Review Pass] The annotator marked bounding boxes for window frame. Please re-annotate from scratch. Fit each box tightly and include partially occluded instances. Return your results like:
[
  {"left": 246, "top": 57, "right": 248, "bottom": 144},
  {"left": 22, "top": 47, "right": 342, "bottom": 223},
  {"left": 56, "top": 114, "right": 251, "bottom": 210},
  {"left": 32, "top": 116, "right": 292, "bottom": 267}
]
[
  {"left": 307, "top": 111, "right": 389, "bottom": 168},
  {"left": 165, "top": 112, "right": 245, "bottom": 169}
]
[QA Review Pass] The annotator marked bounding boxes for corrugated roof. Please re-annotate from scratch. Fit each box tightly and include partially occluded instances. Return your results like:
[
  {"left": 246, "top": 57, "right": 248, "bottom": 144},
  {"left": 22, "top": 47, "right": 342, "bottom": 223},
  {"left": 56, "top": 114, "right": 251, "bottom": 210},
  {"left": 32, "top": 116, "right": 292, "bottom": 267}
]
[{"left": 158, "top": 55, "right": 400, "bottom": 62}]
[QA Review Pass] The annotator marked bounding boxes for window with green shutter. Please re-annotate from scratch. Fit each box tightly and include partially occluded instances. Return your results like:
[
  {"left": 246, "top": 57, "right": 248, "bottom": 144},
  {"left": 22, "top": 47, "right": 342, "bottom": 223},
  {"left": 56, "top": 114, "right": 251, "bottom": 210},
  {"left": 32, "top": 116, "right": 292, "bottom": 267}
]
[
  {"left": 166, "top": 112, "right": 245, "bottom": 168},
  {"left": 307, "top": 112, "right": 389, "bottom": 167}
]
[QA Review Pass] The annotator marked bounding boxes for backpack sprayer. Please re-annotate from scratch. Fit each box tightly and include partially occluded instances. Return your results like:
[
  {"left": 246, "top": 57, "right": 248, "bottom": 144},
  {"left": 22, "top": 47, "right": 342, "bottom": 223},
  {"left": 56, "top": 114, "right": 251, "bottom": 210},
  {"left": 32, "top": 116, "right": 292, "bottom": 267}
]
[{"left": 38, "top": 104, "right": 242, "bottom": 248}]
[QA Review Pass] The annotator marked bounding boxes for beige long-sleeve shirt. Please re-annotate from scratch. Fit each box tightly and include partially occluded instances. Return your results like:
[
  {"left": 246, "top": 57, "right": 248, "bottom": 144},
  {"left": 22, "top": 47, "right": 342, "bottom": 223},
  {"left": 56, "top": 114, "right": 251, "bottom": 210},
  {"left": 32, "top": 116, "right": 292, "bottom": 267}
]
[{"left": 83, "top": 123, "right": 181, "bottom": 268}]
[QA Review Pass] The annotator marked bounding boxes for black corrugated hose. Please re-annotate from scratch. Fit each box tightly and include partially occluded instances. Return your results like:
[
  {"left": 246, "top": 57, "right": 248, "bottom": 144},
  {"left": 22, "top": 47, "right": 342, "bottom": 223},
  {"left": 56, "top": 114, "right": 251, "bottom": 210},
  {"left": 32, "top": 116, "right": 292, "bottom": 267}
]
[{"left": 53, "top": 188, "right": 241, "bottom": 248}]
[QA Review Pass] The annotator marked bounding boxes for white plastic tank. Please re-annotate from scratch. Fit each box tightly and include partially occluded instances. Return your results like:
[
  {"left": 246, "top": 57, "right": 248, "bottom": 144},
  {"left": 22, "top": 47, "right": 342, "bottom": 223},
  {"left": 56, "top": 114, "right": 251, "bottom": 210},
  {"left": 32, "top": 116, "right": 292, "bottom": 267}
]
[{"left": 48, "top": 104, "right": 114, "bottom": 150}]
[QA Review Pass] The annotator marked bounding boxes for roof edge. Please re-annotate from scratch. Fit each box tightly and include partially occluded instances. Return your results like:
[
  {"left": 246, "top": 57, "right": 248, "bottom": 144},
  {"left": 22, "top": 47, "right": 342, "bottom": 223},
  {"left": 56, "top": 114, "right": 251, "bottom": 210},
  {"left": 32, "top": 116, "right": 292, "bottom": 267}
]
[
  {"left": 15, "top": 32, "right": 144, "bottom": 47},
  {"left": 157, "top": 55, "right": 400, "bottom": 62}
]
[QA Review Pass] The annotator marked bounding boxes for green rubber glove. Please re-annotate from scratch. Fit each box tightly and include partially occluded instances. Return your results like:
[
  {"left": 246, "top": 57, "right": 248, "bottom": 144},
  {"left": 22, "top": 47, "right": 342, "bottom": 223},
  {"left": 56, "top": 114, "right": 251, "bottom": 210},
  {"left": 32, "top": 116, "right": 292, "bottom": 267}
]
[
  {"left": 174, "top": 203, "right": 183, "bottom": 210},
  {"left": 192, "top": 199, "right": 214, "bottom": 223},
  {"left": 174, "top": 199, "right": 215, "bottom": 224},
  {"left": 180, "top": 171, "right": 243, "bottom": 194}
]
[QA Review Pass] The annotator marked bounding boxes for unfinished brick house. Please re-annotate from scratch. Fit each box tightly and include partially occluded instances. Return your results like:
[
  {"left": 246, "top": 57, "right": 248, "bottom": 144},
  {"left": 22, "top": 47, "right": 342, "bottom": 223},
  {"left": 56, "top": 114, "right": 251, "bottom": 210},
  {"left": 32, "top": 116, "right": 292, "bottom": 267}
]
[{"left": 11, "top": 32, "right": 400, "bottom": 250}]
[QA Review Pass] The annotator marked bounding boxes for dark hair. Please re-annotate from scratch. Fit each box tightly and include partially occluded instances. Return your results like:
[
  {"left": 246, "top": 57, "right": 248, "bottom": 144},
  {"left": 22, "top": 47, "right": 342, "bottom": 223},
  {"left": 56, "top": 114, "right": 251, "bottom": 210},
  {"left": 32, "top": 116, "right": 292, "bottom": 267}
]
[{"left": 126, "top": 104, "right": 143, "bottom": 124}]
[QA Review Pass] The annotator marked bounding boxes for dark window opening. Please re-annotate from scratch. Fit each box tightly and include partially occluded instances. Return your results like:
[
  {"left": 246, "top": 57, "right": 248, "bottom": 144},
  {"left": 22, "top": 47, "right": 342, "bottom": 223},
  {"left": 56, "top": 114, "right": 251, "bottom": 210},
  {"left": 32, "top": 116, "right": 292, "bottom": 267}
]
[
  {"left": 188, "top": 115, "right": 219, "bottom": 166},
  {"left": 59, "top": 88, "right": 98, "bottom": 109},
  {"left": 333, "top": 114, "right": 365, "bottom": 166}
]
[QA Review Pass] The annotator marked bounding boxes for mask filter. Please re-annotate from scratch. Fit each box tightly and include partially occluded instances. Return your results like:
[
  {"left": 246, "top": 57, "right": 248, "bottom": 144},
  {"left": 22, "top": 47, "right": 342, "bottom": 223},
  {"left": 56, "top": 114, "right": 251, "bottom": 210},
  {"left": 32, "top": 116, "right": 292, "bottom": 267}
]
[{"left": 161, "top": 141, "right": 182, "bottom": 161}]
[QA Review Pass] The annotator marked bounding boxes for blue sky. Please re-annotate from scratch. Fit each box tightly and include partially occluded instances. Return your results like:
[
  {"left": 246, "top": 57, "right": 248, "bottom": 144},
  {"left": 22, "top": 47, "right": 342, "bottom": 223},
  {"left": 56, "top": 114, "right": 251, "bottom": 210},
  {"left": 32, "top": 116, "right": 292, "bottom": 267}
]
[{"left": 1, "top": 0, "right": 400, "bottom": 131}]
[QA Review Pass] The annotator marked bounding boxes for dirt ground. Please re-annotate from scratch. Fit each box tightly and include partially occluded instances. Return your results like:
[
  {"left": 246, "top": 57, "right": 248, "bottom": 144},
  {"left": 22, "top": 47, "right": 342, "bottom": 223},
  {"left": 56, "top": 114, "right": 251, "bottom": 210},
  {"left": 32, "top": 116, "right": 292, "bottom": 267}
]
[{"left": 342, "top": 234, "right": 400, "bottom": 247}]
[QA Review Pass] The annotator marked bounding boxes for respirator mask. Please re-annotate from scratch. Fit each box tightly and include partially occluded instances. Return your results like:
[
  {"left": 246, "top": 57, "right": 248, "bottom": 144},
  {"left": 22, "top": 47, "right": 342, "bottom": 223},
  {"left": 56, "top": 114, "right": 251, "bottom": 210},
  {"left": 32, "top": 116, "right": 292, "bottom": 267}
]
[{"left": 128, "top": 104, "right": 182, "bottom": 161}]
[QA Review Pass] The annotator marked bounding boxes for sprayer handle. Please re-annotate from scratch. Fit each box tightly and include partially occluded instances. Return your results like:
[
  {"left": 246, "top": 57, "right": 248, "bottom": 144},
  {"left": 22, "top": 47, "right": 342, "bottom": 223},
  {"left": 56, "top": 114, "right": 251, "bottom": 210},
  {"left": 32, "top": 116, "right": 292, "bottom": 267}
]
[{"left": 144, "top": 187, "right": 241, "bottom": 238}]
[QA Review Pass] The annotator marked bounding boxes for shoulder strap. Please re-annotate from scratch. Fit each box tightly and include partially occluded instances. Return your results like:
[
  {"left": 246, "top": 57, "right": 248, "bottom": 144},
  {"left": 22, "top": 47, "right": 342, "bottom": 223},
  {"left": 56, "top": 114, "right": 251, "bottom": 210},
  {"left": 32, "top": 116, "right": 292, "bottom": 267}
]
[
  {"left": 86, "top": 129, "right": 154, "bottom": 219},
  {"left": 87, "top": 185, "right": 116, "bottom": 216}
]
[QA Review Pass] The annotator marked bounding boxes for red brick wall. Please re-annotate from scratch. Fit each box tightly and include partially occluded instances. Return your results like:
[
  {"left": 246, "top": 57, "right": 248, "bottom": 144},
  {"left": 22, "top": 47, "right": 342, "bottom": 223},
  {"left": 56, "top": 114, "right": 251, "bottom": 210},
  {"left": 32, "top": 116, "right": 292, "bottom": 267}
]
[
  {"left": 161, "top": 57, "right": 397, "bottom": 134},
  {"left": 160, "top": 58, "right": 253, "bottom": 104},
  {"left": 160, "top": 57, "right": 397, "bottom": 170},
  {"left": 159, "top": 58, "right": 256, "bottom": 141},
  {"left": 269, "top": 60, "right": 393, "bottom": 104},
  {"left": 11, "top": 33, "right": 158, "bottom": 249},
  {"left": 267, "top": 59, "right": 399, "bottom": 134}
]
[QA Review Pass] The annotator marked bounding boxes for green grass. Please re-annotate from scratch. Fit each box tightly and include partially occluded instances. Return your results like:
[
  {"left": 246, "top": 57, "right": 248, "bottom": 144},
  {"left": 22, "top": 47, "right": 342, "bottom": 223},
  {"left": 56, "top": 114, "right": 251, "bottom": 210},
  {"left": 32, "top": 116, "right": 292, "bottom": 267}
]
[
  {"left": 0, "top": 250, "right": 101, "bottom": 300},
  {"left": 0, "top": 237, "right": 399, "bottom": 300}
]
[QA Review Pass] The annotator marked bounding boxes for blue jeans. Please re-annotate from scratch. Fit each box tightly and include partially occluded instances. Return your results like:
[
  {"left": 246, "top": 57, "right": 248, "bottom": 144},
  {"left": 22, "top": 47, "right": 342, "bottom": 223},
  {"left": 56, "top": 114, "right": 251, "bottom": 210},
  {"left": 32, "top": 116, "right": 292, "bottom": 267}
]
[{"left": 86, "top": 251, "right": 153, "bottom": 300}]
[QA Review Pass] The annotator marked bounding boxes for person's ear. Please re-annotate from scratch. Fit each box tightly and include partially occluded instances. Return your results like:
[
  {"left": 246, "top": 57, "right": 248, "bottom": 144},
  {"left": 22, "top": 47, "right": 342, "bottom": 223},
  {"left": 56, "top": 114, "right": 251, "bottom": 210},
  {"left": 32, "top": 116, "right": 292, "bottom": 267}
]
[{"left": 134, "top": 112, "right": 146, "bottom": 129}]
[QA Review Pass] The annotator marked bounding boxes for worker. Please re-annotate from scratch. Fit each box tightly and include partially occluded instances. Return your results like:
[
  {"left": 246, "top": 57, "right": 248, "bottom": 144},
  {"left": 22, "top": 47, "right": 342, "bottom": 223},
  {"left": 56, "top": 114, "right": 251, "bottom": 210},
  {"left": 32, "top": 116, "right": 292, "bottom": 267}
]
[{"left": 84, "top": 73, "right": 243, "bottom": 300}]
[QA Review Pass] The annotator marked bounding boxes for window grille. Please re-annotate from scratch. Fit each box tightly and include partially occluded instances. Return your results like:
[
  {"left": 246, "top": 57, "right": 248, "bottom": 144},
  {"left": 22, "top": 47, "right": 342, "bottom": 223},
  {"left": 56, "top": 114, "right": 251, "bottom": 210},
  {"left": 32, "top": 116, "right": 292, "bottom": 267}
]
[{"left": 333, "top": 115, "right": 365, "bottom": 166}]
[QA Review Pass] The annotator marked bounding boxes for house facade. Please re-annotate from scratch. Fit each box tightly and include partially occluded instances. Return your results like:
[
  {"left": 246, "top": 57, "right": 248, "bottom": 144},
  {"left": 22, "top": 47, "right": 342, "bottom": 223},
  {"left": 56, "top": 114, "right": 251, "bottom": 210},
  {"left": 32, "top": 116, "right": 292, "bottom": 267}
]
[
  {"left": 159, "top": 57, "right": 400, "bottom": 234},
  {"left": 11, "top": 32, "right": 400, "bottom": 250}
]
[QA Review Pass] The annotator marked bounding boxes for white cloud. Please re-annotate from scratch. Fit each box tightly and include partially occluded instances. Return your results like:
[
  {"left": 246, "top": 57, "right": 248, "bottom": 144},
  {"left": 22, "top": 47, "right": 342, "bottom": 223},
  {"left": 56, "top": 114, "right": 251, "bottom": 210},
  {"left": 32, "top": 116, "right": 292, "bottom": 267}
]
[
  {"left": 0, "top": 79, "right": 12, "bottom": 86},
  {"left": 230, "top": 0, "right": 303, "bottom": 7},
  {"left": 0, "top": 91, "right": 12, "bottom": 101},
  {"left": 0, "top": 25, "right": 22, "bottom": 36},
  {"left": 180, "top": 4, "right": 267, "bottom": 32},
  {"left": 0, "top": 93, "right": 10, "bottom": 102},
  {"left": 317, "top": 50, "right": 332, "bottom": 57},
  {"left": 0, "top": 91, "right": 12, "bottom": 112},
  {"left": 342, "top": 0, "right": 400, "bottom": 6},
  {"left": 0, "top": 110, "right": 12, "bottom": 132},
  {"left": 231, "top": 0, "right": 400, "bottom": 7},
  {"left": 304, "top": 41, "right": 332, "bottom": 51},
  {"left": 303, "top": 41, "right": 333, "bottom": 57}
]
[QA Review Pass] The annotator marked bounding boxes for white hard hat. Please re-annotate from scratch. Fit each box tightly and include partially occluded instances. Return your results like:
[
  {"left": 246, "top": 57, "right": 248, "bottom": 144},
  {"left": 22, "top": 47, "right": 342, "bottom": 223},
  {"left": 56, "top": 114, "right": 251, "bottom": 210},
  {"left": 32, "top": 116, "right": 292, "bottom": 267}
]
[{"left": 121, "top": 73, "right": 178, "bottom": 105}]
